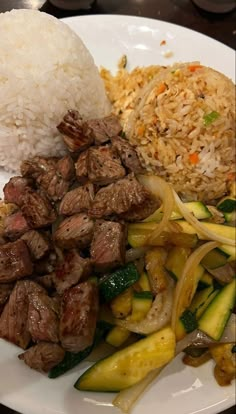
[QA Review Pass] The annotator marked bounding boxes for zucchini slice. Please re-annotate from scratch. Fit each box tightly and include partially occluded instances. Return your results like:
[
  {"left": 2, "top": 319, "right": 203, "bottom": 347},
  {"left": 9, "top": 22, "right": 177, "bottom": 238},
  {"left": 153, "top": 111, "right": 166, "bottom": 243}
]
[
  {"left": 217, "top": 197, "right": 236, "bottom": 213},
  {"left": 165, "top": 247, "right": 190, "bottom": 281},
  {"left": 176, "top": 220, "right": 236, "bottom": 241},
  {"left": 190, "top": 286, "right": 219, "bottom": 319},
  {"left": 197, "top": 271, "right": 213, "bottom": 291},
  {"left": 99, "top": 263, "right": 140, "bottom": 303},
  {"left": 144, "top": 201, "right": 212, "bottom": 222},
  {"left": 106, "top": 326, "right": 130, "bottom": 348},
  {"left": 130, "top": 291, "right": 153, "bottom": 321},
  {"left": 75, "top": 326, "right": 175, "bottom": 392},
  {"left": 198, "top": 278, "right": 236, "bottom": 340},
  {"left": 201, "top": 247, "right": 229, "bottom": 270}
]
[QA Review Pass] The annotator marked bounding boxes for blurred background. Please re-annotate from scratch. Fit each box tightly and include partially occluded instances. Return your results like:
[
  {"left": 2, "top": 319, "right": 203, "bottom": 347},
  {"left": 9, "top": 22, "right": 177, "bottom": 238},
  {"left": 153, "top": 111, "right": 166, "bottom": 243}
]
[{"left": 0, "top": 0, "right": 235, "bottom": 48}]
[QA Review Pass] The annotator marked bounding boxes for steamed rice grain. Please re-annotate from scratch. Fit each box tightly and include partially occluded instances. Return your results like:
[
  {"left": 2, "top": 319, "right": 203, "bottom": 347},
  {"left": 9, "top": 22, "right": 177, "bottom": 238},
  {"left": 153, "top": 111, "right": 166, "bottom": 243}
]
[{"left": 0, "top": 9, "right": 110, "bottom": 172}]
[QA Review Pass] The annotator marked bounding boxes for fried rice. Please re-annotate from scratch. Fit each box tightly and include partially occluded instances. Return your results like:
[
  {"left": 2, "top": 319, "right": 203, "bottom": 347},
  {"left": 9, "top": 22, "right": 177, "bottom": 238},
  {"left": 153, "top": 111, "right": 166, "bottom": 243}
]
[{"left": 101, "top": 60, "right": 235, "bottom": 203}]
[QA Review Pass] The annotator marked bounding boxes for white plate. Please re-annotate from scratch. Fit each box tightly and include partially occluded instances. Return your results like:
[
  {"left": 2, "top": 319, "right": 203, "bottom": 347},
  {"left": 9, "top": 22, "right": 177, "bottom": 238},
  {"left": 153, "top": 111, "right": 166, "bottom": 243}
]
[{"left": 0, "top": 14, "right": 235, "bottom": 414}]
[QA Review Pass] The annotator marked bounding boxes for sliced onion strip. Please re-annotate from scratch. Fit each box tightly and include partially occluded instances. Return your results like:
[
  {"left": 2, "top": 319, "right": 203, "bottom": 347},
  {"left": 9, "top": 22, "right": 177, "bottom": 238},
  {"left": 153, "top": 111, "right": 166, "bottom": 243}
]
[
  {"left": 116, "top": 279, "right": 174, "bottom": 334},
  {"left": 113, "top": 367, "right": 163, "bottom": 414},
  {"left": 173, "top": 190, "right": 235, "bottom": 246},
  {"left": 171, "top": 241, "right": 219, "bottom": 334},
  {"left": 176, "top": 313, "right": 236, "bottom": 354},
  {"left": 138, "top": 175, "right": 174, "bottom": 243}
]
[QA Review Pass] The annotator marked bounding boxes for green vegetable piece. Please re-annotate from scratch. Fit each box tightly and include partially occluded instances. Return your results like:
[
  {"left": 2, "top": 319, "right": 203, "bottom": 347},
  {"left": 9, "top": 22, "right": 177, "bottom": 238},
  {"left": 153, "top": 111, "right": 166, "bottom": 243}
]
[
  {"left": 232, "top": 345, "right": 236, "bottom": 353},
  {"left": 99, "top": 263, "right": 140, "bottom": 303},
  {"left": 133, "top": 291, "right": 153, "bottom": 300},
  {"left": 217, "top": 198, "right": 236, "bottom": 213},
  {"left": 48, "top": 347, "right": 92, "bottom": 379},
  {"left": 203, "top": 111, "right": 220, "bottom": 126},
  {"left": 198, "top": 278, "right": 236, "bottom": 341},
  {"left": 180, "top": 309, "right": 198, "bottom": 333},
  {"left": 48, "top": 321, "right": 111, "bottom": 378},
  {"left": 119, "top": 131, "right": 127, "bottom": 139},
  {"left": 201, "top": 247, "right": 229, "bottom": 270}
]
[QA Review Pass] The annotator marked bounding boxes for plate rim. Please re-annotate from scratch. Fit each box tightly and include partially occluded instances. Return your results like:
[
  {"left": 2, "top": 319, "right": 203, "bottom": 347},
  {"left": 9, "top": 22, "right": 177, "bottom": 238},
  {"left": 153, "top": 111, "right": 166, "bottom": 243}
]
[
  {"left": 60, "top": 13, "right": 235, "bottom": 54},
  {"left": 0, "top": 12, "right": 235, "bottom": 414}
]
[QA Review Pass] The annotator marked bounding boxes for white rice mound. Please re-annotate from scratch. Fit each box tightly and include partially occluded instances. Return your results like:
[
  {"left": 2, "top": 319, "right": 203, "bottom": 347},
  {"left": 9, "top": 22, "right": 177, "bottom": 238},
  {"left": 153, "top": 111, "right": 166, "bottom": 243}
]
[{"left": 0, "top": 9, "right": 110, "bottom": 172}]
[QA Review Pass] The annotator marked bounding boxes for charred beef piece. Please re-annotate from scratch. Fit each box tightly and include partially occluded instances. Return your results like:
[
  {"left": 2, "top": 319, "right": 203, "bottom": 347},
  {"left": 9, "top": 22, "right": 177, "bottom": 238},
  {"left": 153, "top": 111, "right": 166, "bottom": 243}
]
[
  {"left": 75, "top": 150, "right": 89, "bottom": 182},
  {"left": 34, "top": 253, "right": 57, "bottom": 275},
  {"left": 21, "top": 156, "right": 74, "bottom": 202},
  {"left": 0, "top": 240, "right": 33, "bottom": 283},
  {"left": 3, "top": 176, "right": 31, "bottom": 206},
  {"left": 89, "top": 174, "right": 153, "bottom": 219},
  {"left": 57, "top": 155, "right": 75, "bottom": 181},
  {"left": 91, "top": 220, "right": 126, "bottom": 272},
  {"left": 35, "top": 155, "right": 75, "bottom": 202},
  {"left": 0, "top": 283, "right": 13, "bottom": 309},
  {"left": 3, "top": 211, "right": 30, "bottom": 240},
  {"left": 21, "top": 156, "right": 57, "bottom": 179},
  {"left": 87, "top": 146, "right": 126, "bottom": 185},
  {"left": 34, "top": 273, "right": 55, "bottom": 291},
  {"left": 54, "top": 213, "right": 94, "bottom": 249},
  {"left": 59, "top": 281, "right": 99, "bottom": 353},
  {"left": 59, "top": 183, "right": 94, "bottom": 216},
  {"left": 20, "top": 189, "right": 56, "bottom": 228},
  {"left": 57, "top": 110, "right": 93, "bottom": 153},
  {"left": 0, "top": 281, "right": 31, "bottom": 348},
  {"left": 87, "top": 114, "right": 122, "bottom": 144},
  {"left": 27, "top": 291, "right": 60, "bottom": 343},
  {"left": 0, "top": 280, "right": 44, "bottom": 349},
  {"left": 111, "top": 136, "right": 144, "bottom": 173},
  {"left": 54, "top": 250, "right": 92, "bottom": 294},
  {"left": 121, "top": 195, "right": 159, "bottom": 221},
  {"left": 21, "top": 230, "right": 50, "bottom": 260},
  {"left": 18, "top": 342, "right": 65, "bottom": 373},
  {"left": 36, "top": 169, "right": 69, "bottom": 202}
]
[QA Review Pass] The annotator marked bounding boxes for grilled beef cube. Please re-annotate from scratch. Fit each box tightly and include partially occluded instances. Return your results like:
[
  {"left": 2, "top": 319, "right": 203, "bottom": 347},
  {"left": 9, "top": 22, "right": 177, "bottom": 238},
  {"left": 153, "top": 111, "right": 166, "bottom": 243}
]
[
  {"left": 21, "top": 156, "right": 57, "bottom": 179},
  {"left": 0, "top": 240, "right": 33, "bottom": 283},
  {"left": 75, "top": 150, "right": 89, "bottom": 182},
  {"left": 121, "top": 195, "right": 159, "bottom": 221},
  {"left": 87, "top": 146, "right": 125, "bottom": 185},
  {"left": 4, "top": 211, "right": 30, "bottom": 240},
  {"left": 111, "top": 136, "right": 144, "bottom": 173},
  {"left": 0, "top": 281, "right": 31, "bottom": 348},
  {"left": 57, "top": 110, "right": 93, "bottom": 153},
  {"left": 34, "top": 253, "right": 57, "bottom": 275},
  {"left": 21, "top": 156, "right": 73, "bottom": 202},
  {"left": 3, "top": 176, "right": 31, "bottom": 206},
  {"left": 27, "top": 291, "right": 59, "bottom": 343},
  {"left": 0, "top": 280, "right": 44, "bottom": 348},
  {"left": 54, "top": 213, "right": 94, "bottom": 249},
  {"left": 87, "top": 114, "right": 122, "bottom": 144},
  {"left": 59, "top": 281, "right": 99, "bottom": 353},
  {"left": 21, "top": 230, "right": 50, "bottom": 260},
  {"left": 57, "top": 155, "right": 75, "bottom": 181},
  {"left": 36, "top": 169, "right": 70, "bottom": 202},
  {"left": 54, "top": 250, "right": 92, "bottom": 294},
  {"left": 59, "top": 183, "right": 94, "bottom": 216},
  {"left": 34, "top": 273, "right": 55, "bottom": 291},
  {"left": 18, "top": 342, "right": 65, "bottom": 373},
  {"left": 91, "top": 220, "right": 126, "bottom": 272},
  {"left": 89, "top": 174, "right": 152, "bottom": 218},
  {"left": 0, "top": 283, "right": 13, "bottom": 308},
  {"left": 20, "top": 190, "right": 56, "bottom": 228}
]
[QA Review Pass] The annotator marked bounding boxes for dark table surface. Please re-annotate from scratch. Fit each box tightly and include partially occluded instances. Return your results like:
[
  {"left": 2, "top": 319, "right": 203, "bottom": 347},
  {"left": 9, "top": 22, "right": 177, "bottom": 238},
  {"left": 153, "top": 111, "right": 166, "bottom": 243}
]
[{"left": 0, "top": 1, "right": 235, "bottom": 414}]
